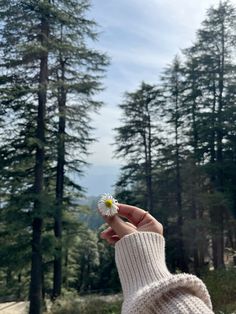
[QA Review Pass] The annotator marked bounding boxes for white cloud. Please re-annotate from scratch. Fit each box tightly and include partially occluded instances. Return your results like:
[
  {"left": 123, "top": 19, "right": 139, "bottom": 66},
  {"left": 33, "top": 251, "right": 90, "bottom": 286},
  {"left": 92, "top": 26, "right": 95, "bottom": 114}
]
[
  {"left": 83, "top": 0, "right": 236, "bottom": 194},
  {"left": 108, "top": 47, "right": 171, "bottom": 68},
  {"left": 88, "top": 105, "right": 122, "bottom": 166},
  {"left": 91, "top": 0, "right": 234, "bottom": 114}
]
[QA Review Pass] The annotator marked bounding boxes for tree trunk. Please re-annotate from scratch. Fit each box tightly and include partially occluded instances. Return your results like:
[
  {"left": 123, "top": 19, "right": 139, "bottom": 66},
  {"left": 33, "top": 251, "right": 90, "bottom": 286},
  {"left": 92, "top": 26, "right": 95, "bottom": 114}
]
[
  {"left": 143, "top": 111, "right": 154, "bottom": 215},
  {"left": 52, "top": 52, "right": 66, "bottom": 299},
  {"left": 191, "top": 197, "right": 200, "bottom": 275},
  {"left": 147, "top": 113, "right": 154, "bottom": 214},
  {"left": 176, "top": 152, "right": 188, "bottom": 272},
  {"left": 198, "top": 207, "right": 205, "bottom": 268},
  {"left": 209, "top": 70, "right": 225, "bottom": 269},
  {"left": 191, "top": 89, "right": 201, "bottom": 274},
  {"left": 63, "top": 246, "right": 69, "bottom": 289},
  {"left": 175, "top": 89, "right": 189, "bottom": 272},
  {"left": 29, "top": 11, "right": 49, "bottom": 314},
  {"left": 209, "top": 18, "right": 225, "bottom": 269},
  {"left": 17, "top": 273, "right": 22, "bottom": 299},
  {"left": 214, "top": 17, "right": 225, "bottom": 269},
  {"left": 211, "top": 206, "right": 224, "bottom": 268}
]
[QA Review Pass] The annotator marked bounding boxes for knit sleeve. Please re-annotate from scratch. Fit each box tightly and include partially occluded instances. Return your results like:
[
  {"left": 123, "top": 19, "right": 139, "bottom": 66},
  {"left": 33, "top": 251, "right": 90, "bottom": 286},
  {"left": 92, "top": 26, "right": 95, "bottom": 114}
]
[{"left": 115, "top": 232, "right": 214, "bottom": 314}]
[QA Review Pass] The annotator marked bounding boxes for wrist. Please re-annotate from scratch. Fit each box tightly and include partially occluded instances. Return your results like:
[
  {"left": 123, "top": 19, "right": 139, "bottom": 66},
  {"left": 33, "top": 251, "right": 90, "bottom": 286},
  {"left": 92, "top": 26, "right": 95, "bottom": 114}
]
[{"left": 115, "top": 232, "right": 171, "bottom": 298}]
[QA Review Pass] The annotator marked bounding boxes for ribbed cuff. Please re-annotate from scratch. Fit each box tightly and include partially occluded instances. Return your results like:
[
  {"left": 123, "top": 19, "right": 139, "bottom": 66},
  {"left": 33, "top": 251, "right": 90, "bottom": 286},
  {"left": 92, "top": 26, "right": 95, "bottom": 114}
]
[{"left": 115, "top": 232, "right": 171, "bottom": 299}]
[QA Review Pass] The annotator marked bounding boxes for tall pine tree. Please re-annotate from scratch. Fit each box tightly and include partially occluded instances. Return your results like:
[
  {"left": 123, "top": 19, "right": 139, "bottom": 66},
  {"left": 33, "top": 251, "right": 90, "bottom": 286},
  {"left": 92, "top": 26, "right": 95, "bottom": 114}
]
[
  {"left": 115, "top": 82, "right": 163, "bottom": 215},
  {"left": 188, "top": 1, "right": 236, "bottom": 268},
  {"left": 0, "top": 0, "right": 108, "bottom": 312},
  {"left": 49, "top": 0, "right": 108, "bottom": 298},
  {"left": 161, "top": 56, "right": 189, "bottom": 272}
]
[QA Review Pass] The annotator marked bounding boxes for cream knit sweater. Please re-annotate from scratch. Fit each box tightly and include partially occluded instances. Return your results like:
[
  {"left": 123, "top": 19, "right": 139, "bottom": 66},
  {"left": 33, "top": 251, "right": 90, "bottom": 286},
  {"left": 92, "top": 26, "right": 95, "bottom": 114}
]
[{"left": 115, "top": 232, "right": 214, "bottom": 314}]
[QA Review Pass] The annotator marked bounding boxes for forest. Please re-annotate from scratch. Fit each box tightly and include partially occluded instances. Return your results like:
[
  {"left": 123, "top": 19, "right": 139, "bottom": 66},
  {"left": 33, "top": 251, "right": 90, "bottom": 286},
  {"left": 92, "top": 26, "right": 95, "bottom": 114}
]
[{"left": 0, "top": 1, "right": 236, "bottom": 314}]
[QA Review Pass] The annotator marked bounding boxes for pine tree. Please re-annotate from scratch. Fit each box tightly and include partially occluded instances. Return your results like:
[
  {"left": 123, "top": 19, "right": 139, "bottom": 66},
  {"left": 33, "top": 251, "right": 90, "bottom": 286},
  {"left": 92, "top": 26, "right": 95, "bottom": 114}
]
[
  {"left": 188, "top": 1, "right": 236, "bottom": 269},
  {"left": 114, "top": 82, "right": 163, "bottom": 215},
  {"left": 161, "top": 56, "right": 189, "bottom": 272},
  {"left": 180, "top": 48, "right": 209, "bottom": 274},
  {"left": 49, "top": 0, "right": 108, "bottom": 298},
  {"left": 0, "top": 2, "right": 52, "bottom": 312},
  {"left": 0, "top": 0, "right": 108, "bottom": 311}
]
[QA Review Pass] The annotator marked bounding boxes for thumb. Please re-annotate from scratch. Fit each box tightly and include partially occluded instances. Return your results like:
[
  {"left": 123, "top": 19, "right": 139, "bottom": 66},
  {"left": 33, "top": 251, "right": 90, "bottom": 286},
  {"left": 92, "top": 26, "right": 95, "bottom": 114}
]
[{"left": 104, "top": 215, "right": 136, "bottom": 238}]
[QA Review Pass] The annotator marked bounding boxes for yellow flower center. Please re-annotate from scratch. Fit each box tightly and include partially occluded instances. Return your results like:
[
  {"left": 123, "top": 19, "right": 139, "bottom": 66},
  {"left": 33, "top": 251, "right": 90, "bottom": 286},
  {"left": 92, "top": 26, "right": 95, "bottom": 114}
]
[{"left": 105, "top": 199, "right": 113, "bottom": 208}]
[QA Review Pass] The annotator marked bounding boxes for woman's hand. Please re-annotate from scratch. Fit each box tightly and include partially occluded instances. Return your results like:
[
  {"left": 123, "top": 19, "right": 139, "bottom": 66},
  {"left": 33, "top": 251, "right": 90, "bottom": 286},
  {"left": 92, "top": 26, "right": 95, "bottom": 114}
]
[{"left": 100, "top": 204, "right": 163, "bottom": 245}]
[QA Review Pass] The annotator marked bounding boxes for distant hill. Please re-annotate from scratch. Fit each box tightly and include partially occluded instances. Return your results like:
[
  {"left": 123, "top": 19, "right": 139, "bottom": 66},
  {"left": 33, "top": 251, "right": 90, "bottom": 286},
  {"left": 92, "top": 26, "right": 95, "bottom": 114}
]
[
  {"left": 79, "top": 195, "right": 104, "bottom": 230},
  {"left": 78, "top": 164, "right": 120, "bottom": 195}
]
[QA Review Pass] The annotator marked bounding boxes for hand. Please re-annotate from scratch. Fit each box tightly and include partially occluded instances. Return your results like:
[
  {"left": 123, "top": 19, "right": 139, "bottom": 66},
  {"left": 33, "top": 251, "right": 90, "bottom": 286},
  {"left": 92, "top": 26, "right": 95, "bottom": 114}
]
[{"left": 100, "top": 204, "right": 163, "bottom": 245}]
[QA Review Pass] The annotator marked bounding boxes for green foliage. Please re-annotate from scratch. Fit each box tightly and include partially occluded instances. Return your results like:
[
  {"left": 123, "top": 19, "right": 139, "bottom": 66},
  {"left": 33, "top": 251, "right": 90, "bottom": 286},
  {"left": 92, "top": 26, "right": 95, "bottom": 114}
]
[
  {"left": 96, "top": 225, "right": 120, "bottom": 293},
  {"left": 0, "top": 270, "right": 29, "bottom": 300},
  {"left": 49, "top": 294, "right": 122, "bottom": 314},
  {"left": 0, "top": 0, "right": 108, "bottom": 308},
  {"left": 114, "top": 82, "right": 163, "bottom": 213},
  {"left": 202, "top": 268, "right": 236, "bottom": 313},
  {"left": 60, "top": 224, "right": 120, "bottom": 294}
]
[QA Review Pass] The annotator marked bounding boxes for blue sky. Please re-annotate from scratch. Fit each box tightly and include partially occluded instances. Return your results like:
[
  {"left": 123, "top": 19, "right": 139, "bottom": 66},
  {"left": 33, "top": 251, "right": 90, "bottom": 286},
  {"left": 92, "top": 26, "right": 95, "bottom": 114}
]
[{"left": 79, "top": 0, "right": 235, "bottom": 196}]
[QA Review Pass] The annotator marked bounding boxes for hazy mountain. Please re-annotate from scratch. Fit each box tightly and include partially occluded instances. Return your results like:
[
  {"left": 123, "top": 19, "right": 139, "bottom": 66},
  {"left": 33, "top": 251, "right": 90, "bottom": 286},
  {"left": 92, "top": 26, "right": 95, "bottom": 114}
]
[{"left": 79, "top": 164, "right": 120, "bottom": 195}]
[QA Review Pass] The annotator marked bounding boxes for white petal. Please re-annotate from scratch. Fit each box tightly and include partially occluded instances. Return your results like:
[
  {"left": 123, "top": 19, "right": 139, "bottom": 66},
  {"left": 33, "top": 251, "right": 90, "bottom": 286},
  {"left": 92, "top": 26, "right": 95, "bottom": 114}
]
[{"left": 97, "top": 193, "right": 119, "bottom": 216}]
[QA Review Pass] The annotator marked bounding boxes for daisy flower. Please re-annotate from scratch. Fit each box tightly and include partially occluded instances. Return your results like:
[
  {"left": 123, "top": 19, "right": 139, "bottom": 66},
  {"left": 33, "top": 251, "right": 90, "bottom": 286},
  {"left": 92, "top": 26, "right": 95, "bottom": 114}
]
[{"left": 97, "top": 193, "right": 119, "bottom": 216}]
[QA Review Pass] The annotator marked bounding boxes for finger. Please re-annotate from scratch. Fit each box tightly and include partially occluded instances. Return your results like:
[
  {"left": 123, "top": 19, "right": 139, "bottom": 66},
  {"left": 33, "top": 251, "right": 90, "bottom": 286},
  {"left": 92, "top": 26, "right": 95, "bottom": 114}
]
[
  {"left": 101, "top": 222, "right": 137, "bottom": 240},
  {"left": 104, "top": 215, "right": 137, "bottom": 238},
  {"left": 106, "top": 235, "right": 120, "bottom": 245},
  {"left": 126, "top": 221, "right": 137, "bottom": 229},
  {"left": 138, "top": 219, "right": 163, "bottom": 235},
  {"left": 100, "top": 227, "right": 116, "bottom": 239},
  {"left": 117, "top": 204, "right": 155, "bottom": 227}
]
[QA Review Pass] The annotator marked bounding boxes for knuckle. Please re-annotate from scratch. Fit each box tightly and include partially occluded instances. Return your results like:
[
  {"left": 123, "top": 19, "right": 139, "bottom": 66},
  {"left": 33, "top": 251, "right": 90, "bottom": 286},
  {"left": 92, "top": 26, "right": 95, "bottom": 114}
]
[
  {"left": 157, "top": 222, "right": 163, "bottom": 235},
  {"left": 151, "top": 220, "right": 163, "bottom": 234}
]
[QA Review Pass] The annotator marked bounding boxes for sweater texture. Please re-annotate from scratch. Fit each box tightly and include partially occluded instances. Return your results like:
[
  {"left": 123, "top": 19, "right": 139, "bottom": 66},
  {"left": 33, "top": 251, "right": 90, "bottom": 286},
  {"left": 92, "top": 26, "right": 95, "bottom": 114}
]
[{"left": 115, "top": 232, "right": 214, "bottom": 314}]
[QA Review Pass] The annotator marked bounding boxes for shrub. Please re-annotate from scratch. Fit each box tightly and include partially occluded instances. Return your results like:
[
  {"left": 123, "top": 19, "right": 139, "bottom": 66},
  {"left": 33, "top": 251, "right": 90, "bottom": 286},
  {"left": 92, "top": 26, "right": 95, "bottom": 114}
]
[
  {"left": 49, "top": 294, "right": 122, "bottom": 314},
  {"left": 202, "top": 268, "right": 236, "bottom": 314}
]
